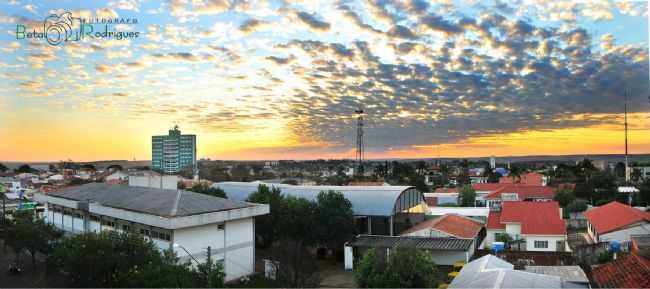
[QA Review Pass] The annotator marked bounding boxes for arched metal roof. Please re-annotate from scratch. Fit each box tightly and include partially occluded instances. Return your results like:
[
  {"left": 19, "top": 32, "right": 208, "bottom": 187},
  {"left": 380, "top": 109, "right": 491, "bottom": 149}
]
[{"left": 213, "top": 181, "right": 422, "bottom": 217}]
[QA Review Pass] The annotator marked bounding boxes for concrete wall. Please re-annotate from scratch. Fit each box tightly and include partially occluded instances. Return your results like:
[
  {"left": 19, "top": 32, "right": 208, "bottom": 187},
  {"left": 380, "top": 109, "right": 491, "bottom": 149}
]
[
  {"left": 505, "top": 223, "right": 521, "bottom": 238},
  {"left": 428, "top": 250, "right": 469, "bottom": 266},
  {"left": 129, "top": 175, "right": 178, "bottom": 190},
  {"left": 524, "top": 235, "right": 566, "bottom": 252},
  {"left": 600, "top": 223, "right": 650, "bottom": 243},
  {"left": 173, "top": 217, "right": 255, "bottom": 282}
]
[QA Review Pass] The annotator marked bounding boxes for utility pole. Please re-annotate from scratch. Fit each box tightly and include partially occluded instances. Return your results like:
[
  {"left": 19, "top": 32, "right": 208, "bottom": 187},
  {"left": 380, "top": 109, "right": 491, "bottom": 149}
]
[
  {"left": 624, "top": 88, "right": 630, "bottom": 182},
  {"left": 206, "top": 246, "right": 212, "bottom": 288},
  {"left": 355, "top": 108, "right": 365, "bottom": 176}
]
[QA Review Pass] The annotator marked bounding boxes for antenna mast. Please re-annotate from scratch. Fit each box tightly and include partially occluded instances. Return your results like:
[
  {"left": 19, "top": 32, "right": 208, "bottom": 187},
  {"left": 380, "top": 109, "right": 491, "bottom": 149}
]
[
  {"left": 624, "top": 88, "right": 630, "bottom": 182},
  {"left": 355, "top": 108, "right": 364, "bottom": 176}
]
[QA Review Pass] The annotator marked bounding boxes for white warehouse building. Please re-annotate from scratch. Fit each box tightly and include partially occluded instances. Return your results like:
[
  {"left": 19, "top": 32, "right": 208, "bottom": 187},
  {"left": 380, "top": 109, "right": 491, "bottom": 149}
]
[{"left": 34, "top": 182, "right": 269, "bottom": 282}]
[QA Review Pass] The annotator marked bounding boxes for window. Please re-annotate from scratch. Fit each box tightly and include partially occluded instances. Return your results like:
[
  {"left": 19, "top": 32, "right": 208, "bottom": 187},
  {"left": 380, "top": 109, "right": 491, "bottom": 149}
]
[
  {"left": 217, "top": 224, "right": 225, "bottom": 230},
  {"left": 534, "top": 240, "right": 548, "bottom": 249},
  {"left": 90, "top": 215, "right": 100, "bottom": 222},
  {"left": 122, "top": 224, "right": 131, "bottom": 231}
]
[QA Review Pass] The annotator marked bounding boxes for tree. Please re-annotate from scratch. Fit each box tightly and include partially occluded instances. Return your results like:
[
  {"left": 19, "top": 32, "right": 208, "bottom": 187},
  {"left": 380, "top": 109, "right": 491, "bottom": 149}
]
[
  {"left": 314, "top": 191, "right": 355, "bottom": 254},
  {"left": 278, "top": 196, "right": 318, "bottom": 244},
  {"left": 15, "top": 164, "right": 36, "bottom": 173},
  {"left": 458, "top": 185, "right": 477, "bottom": 207},
  {"left": 247, "top": 184, "right": 286, "bottom": 247},
  {"left": 187, "top": 183, "right": 227, "bottom": 198},
  {"left": 270, "top": 239, "right": 321, "bottom": 287},
  {"left": 495, "top": 233, "right": 514, "bottom": 249},
  {"left": 5, "top": 210, "right": 62, "bottom": 268},
  {"left": 50, "top": 231, "right": 213, "bottom": 287},
  {"left": 0, "top": 163, "right": 8, "bottom": 172},
  {"left": 634, "top": 178, "right": 650, "bottom": 206},
  {"left": 553, "top": 188, "right": 576, "bottom": 207},
  {"left": 509, "top": 166, "right": 522, "bottom": 183},
  {"left": 354, "top": 247, "right": 439, "bottom": 288}
]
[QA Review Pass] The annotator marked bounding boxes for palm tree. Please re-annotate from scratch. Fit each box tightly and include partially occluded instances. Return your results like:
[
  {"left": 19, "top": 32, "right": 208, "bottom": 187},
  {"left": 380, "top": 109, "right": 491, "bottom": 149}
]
[{"left": 509, "top": 166, "right": 522, "bottom": 183}]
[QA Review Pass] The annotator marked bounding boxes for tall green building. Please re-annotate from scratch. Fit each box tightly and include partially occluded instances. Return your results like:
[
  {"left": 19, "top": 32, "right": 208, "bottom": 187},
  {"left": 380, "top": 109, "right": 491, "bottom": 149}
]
[{"left": 152, "top": 126, "right": 196, "bottom": 174}]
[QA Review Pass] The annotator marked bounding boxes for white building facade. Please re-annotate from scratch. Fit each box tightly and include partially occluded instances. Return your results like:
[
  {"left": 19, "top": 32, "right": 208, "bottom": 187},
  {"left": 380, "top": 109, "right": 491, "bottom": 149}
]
[{"left": 35, "top": 183, "right": 269, "bottom": 282}]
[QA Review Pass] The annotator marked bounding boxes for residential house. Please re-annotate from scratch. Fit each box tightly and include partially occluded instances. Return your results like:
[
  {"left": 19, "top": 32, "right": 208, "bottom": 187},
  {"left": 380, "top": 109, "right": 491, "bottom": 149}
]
[
  {"left": 591, "top": 251, "right": 650, "bottom": 288},
  {"left": 584, "top": 201, "right": 650, "bottom": 243},
  {"left": 401, "top": 213, "right": 484, "bottom": 254},
  {"left": 499, "top": 172, "right": 547, "bottom": 186},
  {"left": 485, "top": 201, "right": 568, "bottom": 252}
]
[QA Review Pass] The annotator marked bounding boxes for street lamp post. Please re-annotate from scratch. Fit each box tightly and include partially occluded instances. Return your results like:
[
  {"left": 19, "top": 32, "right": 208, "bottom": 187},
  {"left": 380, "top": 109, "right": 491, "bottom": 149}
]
[{"left": 173, "top": 243, "right": 212, "bottom": 287}]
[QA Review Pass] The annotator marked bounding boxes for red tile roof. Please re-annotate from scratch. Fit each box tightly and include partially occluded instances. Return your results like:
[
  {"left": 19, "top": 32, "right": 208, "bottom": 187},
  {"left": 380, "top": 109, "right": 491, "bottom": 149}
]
[
  {"left": 592, "top": 253, "right": 650, "bottom": 288},
  {"left": 484, "top": 184, "right": 556, "bottom": 200},
  {"left": 488, "top": 201, "right": 566, "bottom": 235},
  {"left": 434, "top": 187, "right": 459, "bottom": 193},
  {"left": 487, "top": 210, "right": 505, "bottom": 230},
  {"left": 584, "top": 201, "right": 650, "bottom": 235},
  {"left": 401, "top": 214, "right": 483, "bottom": 238},
  {"left": 472, "top": 183, "right": 506, "bottom": 191},
  {"left": 499, "top": 172, "right": 545, "bottom": 186}
]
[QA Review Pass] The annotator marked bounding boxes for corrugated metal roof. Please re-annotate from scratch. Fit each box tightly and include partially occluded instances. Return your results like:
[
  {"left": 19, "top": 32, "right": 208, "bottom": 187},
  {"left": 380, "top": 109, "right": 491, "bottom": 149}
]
[
  {"left": 213, "top": 181, "right": 416, "bottom": 216},
  {"left": 47, "top": 183, "right": 253, "bottom": 217},
  {"left": 349, "top": 235, "right": 473, "bottom": 251},
  {"left": 450, "top": 254, "right": 563, "bottom": 289}
]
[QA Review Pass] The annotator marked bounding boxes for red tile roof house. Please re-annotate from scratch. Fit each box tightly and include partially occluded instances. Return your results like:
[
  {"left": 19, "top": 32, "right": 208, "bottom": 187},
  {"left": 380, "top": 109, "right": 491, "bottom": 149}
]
[
  {"left": 401, "top": 214, "right": 484, "bottom": 263},
  {"left": 584, "top": 201, "right": 650, "bottom": 244},
  {"left": 479, "top": 184, "right": 557, "bottom": 208},
  {"left": 484, "top": 201, "right": 568, "bottom": 252}
]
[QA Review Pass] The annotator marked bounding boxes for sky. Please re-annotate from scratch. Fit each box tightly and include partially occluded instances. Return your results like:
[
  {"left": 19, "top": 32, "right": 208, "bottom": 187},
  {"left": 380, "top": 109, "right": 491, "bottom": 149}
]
[{"left": 0, "top": 0, "right": 649, "bottom": 162}]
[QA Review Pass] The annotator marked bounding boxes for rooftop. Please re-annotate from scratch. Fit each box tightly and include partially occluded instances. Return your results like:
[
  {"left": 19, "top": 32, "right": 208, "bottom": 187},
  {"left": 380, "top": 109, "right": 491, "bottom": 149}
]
[
  {"left": 584, "top": 201, "right": 650, "bottom": 235},
  {"left": 488, "top": 201, "right": 566, "bottom": 235},
  {"left": 401, "top": 214, "right": 483, "bottom": 239},
  {"left": 350, "top": 234, "right": 473, "bottom": 251},
  {"left": 213, "top": 181, "right": 419, "bottom": 216},
  {"left": 449, "top": 254, "right": 563, "bottom": 288},
  {"left": 592, "top": 253, "right": 650, "bottom": 288},
  {"left": 524, "top": 266, "right": 589, "bottom": 284},
  {"left": 45, "top": 182, "right": 254, "bottom": 217}
]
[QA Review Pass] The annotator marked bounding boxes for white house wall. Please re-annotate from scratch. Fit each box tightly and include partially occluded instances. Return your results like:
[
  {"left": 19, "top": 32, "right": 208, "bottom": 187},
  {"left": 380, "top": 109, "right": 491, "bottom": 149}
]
[
  {"left": 523, "top": 235, "right": 566, "bottom": 252},
  {"left": 485, "top": 229, "right": 505, "bottom": 247},
  {"left": 505, "top": 223, "right": 521, "bottom": 238},
  {"left": 428, "top": 250, "right": 469, "bottom": 266},
  {"left": 224, "top": 218, "right": 255, "bottom": 282},
  {"left": 600, "top": 223, "right": 650, "bottom": 243}
]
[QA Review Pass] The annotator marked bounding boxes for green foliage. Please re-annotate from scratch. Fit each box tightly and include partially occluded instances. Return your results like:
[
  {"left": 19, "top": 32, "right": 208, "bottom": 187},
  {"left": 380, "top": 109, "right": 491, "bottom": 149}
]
[
  {"left": 187, "top": 182, "right": 227, "bottom": 198},
  {"left": 0, "top": 163, "right": 7, "bottom": 172},
  {"left": 313, "top": 191, "right": 355, "bottom": 252},
  {"left": 634, "top": 178, "right": 650, "bottom": 206},
  {"left": 271, "top": 239, "right": 321, "bottom": 287},
  {"left": 230, "top": 165, "right": 251, "bottom": 181},
  {"left": 554, "top": 188, "right": 576, "bottom": 207},
  {"left": 50, "top": 231, "right": 220, "bottom": 287},
  {"left": 458, "top": 185, "right": 477, "bottom": 207},
  {"left": 15, "top": 164, "right": 36, "bottom": 173},
  {"left": 566, "top": 199, "right": 588, "bottom": 213},
  {"left": 597, "top": 250, "right": 613, "bottom": 264},
  {"left": 495, "top": 233, "right": 513, "bottom": 249},
  {"left": 354, "top": 248, "right": 439, "bottom": 288},
  {"left": 5, "top": 210, "right": 62, "bottom": 268},
  {"left": 247, "top": 184, "right": 285, "bottom": 247}
]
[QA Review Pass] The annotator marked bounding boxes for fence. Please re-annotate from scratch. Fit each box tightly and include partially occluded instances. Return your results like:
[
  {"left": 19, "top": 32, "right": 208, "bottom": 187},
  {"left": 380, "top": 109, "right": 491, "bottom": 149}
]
[{"left": 572, "top": 241, "right": 631, "bottom": 265}]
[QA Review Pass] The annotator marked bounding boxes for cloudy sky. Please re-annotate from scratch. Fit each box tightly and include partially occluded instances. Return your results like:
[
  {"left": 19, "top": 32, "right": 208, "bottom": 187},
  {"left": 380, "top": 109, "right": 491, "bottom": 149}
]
[{"left": 1, "top": 0, "right": 649, "bottom": 162}]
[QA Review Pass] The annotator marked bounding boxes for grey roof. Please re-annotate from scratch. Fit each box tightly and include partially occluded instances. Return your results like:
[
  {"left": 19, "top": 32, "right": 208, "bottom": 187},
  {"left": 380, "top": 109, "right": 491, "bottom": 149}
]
[
  {"left": 524, "top": 266, "right": 590, "bottom": 284},
  {"left": 631, "top": 234, "right": 650, "bottom": 250},
  {"left": 449, "top": 254, "right": 564, "bottom": 289},
  {"left": 213, "top": 181, "right": 416, "bottom": 216},
  {"left": 350, "top": 235, "right": 473, "bottom": 251},
  {"left": 48, "top": 183, "right": 253, "bottom": 217}
]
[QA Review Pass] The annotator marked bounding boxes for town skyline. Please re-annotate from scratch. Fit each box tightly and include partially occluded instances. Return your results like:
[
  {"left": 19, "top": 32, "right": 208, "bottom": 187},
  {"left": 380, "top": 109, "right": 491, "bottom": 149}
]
[{"left": 2, "top": 0, "right": 649, "bottom": 162}]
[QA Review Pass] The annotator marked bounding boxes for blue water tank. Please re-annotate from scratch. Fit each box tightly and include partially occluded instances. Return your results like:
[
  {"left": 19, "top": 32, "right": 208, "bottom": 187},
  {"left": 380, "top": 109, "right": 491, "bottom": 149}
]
[
  {"left": 609, "top": 240, "right": 621, "bottom": 252},
  {"left": 493, "top": 242, "right": 505, "bottom": 253}
]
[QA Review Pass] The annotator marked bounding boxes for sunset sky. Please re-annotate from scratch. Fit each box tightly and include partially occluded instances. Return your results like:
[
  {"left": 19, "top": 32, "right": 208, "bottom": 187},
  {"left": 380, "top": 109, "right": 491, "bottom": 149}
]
[{"left": 1, "top": 0, "right": 649, "bottom": 162}]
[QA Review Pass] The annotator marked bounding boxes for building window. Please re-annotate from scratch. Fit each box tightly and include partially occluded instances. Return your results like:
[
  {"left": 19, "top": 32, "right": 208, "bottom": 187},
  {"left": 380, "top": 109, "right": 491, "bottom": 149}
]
[
  {"left": 534, "top": 240, "right": 548, "bottom": 248},
  {"left": 218, "top": 224, "right": 225, "bottom": 230},
  {"left": 90, "top": 215, "right": 100, "bottom": 222},
  {"left": 122, "top": 224, "right": 131, "bottom": 231}
]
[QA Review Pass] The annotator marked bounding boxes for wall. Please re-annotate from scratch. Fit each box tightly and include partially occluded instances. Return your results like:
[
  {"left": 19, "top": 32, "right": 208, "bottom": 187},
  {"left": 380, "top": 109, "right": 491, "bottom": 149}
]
[
  {"left": 173, "top": 217, "right": 255, "bottom": 282},
  {"left": 128, "top": 175, "right": 178, "bottom": 190},
  {"left": 484, "top": 229, "right": 505, "bottom": 247},
  {"left": 600, "top": 223, "right": 650, "bottom": 243},
  {"left": 427, "top": 250, "right": 469, "bottom": 266},
  {"left": 505, "top": 223, "right": 521, "bottom": 238},
  {"left": 524, "top": 235, "right": 566, "bottom": 252}
]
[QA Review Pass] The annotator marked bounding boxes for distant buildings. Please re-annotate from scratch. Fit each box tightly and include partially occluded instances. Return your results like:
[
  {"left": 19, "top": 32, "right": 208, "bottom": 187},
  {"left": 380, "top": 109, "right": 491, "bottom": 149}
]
[
  {"left": 152, "top": 126, "right": 196, "bottom": 174},
  {"left": 485, "top": 201, "right": 567, "bottom": 252},
  {"left": 499, "top": 172, "right": 547, "bottom": 186},
  {"left": 34, "top": 182, "right": 269, "bottom": 281},
  {"left": 584, "top": 201, "right": 650, "bottom": 243}
]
